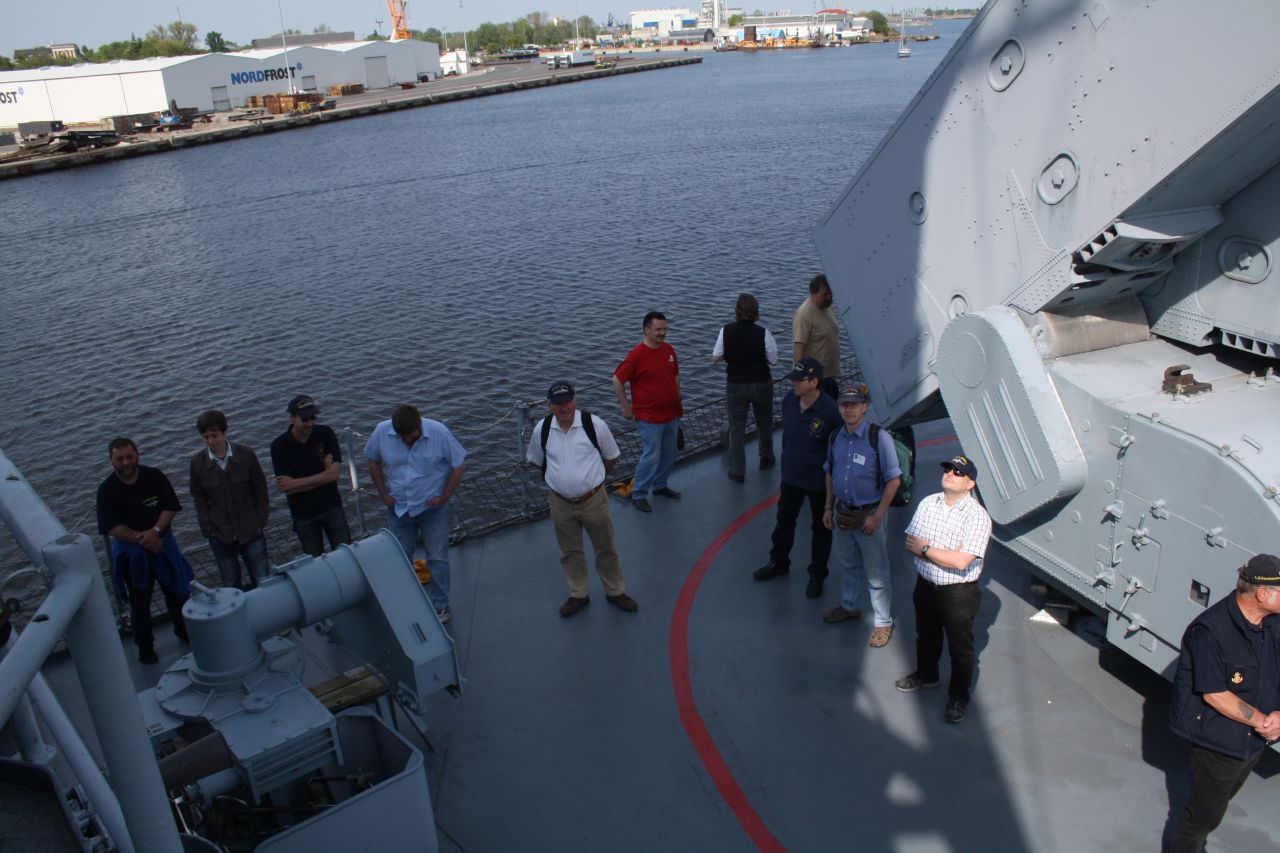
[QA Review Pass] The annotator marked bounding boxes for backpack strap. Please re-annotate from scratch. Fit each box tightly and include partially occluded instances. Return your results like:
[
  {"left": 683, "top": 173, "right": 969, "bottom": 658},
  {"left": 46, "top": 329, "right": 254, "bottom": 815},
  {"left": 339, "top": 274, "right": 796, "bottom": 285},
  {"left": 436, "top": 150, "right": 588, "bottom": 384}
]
[
  {"left": 869, "top": 422, "right": 884, "bottom": 490},
  {"left": 539, "top": 411, "right": 601, "bottom": 472}
]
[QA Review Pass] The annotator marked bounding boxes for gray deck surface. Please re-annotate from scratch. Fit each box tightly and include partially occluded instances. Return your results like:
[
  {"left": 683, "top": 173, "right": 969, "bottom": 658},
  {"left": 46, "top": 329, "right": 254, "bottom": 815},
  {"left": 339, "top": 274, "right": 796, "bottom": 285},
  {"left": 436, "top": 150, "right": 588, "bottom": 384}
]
[{"left": 38, "top": 420, "right": 1280, "bottom": 852}]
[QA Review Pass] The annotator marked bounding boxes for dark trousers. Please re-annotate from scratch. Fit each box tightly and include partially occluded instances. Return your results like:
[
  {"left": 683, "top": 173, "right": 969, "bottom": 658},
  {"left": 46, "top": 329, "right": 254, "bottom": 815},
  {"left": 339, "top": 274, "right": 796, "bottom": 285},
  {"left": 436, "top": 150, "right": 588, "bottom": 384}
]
[
  {"left": 127, "top": 576, "right": 188, "bottom": 651},
  {"left": 820, "top": 377, "right": 839, "bottom": 400},
  {"left": 769, "top": 481, "right": 831, "bottom": 577},
  {"left": 912, "top": 576, "right": 981, "bottom": 702},
  {"left": 725, "top": 380, "right": 775, "bottom": 477},
  {"left": 1169, "top": 745, "right": 1263, "bottom": 852},
  {"left": 293, "top": 505, "right": 353, "bottom": 557}
]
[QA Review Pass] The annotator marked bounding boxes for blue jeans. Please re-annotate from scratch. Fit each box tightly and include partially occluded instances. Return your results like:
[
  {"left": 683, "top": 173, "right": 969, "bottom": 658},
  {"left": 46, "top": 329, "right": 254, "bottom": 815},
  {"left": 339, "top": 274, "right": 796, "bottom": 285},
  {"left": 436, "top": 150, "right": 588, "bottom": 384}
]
[
  {"left": 293, "top": 506, "right": 352, "bottom": 557},
  {"left": 834, "top": 522, "right": 893, "bottom": 626},
  {"left": 209, "top": 534, "right": 270, "bottom": 589},
  {"left": 633, "top": 418, "right": 679, "bottom": 501},
  {"left": 388, "top": 505, "right": 451, "bottom": 609}
]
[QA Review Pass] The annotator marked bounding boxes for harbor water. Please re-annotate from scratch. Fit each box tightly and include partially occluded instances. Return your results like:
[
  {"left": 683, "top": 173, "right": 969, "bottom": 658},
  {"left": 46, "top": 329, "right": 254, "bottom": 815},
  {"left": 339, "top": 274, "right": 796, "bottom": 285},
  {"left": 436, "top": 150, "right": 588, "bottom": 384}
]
[{"left": 0, "top": 21, "right": 967, "bottom": 564}]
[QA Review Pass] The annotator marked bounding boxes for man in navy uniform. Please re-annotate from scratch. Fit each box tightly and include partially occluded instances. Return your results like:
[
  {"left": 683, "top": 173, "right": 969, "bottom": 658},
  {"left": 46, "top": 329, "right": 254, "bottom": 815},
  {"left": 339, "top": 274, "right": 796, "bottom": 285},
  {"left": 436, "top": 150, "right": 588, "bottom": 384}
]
[
  {"left": 753, "top": 357, "right": 841, "bottom": 596},
  {"left": 1168, "top": 554, "right": 1280, "bottom": 852}
]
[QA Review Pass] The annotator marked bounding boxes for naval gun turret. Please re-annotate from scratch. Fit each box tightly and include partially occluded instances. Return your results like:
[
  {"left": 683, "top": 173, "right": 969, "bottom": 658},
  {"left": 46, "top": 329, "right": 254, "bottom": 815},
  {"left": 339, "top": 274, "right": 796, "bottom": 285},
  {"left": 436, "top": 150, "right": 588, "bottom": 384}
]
[{"left": 814, "top": 0, "right": 1280, "bottom": 676}]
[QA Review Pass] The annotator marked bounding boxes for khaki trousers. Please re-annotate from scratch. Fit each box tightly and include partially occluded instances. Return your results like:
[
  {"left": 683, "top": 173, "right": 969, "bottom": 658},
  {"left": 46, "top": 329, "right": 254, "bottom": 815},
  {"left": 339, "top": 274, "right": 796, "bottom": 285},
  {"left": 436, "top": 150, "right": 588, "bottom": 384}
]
[{"left": 551, "top": 487, "right": 625, "bottom": 598}]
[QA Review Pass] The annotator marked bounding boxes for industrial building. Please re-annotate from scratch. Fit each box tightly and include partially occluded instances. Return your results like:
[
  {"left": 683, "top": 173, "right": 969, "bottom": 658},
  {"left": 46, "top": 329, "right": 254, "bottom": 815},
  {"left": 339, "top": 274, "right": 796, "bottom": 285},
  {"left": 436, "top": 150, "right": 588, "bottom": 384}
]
[{"left": 0, "top": 39, "right": 440, "bottom": 129}]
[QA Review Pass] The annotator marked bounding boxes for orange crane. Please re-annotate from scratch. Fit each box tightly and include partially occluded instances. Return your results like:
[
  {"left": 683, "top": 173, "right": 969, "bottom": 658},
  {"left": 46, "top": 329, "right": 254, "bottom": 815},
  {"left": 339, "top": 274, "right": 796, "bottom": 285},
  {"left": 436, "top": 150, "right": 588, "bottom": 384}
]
[{"left": 386, "top": 0, "right": 411, "bottom": 39}]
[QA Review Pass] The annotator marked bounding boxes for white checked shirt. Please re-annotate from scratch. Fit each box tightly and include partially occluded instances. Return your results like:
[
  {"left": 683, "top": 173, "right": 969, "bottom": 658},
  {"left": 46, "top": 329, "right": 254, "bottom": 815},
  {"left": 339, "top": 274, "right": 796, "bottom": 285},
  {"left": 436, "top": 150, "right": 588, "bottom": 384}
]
[
  {"left": 526, "top": 411, "right": 621, "bottom": 499},
  {"left": 905, "top": 491, "right": 992, "bottom": 584}
]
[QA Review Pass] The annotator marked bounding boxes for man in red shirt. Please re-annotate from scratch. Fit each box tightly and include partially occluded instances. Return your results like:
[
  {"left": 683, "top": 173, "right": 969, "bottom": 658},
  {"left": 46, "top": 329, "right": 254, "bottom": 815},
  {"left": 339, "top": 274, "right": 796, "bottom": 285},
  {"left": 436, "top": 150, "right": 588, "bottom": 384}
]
[{"left": 613, "top": 311, "right": 684, "bottom": 512}]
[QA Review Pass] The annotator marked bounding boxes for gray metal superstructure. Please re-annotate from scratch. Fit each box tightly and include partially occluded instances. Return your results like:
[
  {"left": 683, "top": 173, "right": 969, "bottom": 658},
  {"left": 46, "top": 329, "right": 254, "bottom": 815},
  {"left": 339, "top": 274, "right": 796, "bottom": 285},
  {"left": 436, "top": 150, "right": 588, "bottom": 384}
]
[{"left": 815, "top": 0, "right": 1280, "bottom": 675}]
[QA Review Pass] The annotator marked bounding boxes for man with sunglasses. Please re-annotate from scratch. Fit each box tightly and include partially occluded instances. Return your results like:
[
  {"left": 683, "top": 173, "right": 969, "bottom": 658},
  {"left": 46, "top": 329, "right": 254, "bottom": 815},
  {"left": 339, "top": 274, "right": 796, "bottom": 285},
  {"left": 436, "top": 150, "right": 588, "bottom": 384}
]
[
  {"left": 1168, "top": 554, "right": 1280, "bottom": 852},
  {"left": 896, "top": 454, "right": 992, "bottom": 724},
  {"left": 270, "top": 395, "right": 352, "bottom": 557}
]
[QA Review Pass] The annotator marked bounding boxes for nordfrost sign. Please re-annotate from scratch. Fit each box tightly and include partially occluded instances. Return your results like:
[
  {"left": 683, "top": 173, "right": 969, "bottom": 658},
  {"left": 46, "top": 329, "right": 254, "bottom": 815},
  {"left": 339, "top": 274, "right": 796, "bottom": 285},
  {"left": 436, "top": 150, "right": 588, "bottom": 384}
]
[{"left": 230, "top": 64, "right": 301, "bottom": 85}]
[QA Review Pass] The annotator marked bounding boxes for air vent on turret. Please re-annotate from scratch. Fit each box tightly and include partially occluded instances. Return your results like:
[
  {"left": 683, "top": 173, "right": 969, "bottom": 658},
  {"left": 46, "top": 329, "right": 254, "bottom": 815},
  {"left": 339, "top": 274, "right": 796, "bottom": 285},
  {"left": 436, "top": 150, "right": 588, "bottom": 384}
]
[{"left": 1074, "top": 208, "right": 1223, "bottom": 273}]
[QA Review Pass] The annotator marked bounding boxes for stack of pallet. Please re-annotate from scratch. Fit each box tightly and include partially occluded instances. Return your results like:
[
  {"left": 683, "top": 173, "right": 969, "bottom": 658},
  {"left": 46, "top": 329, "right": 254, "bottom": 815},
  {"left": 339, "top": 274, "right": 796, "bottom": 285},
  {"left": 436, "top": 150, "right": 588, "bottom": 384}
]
[
  {"left": 264, "top": 92, "right": 323, "bottom": 114},
  {"left": 327, "top": 83, "right": 364, "bottom": 96}
]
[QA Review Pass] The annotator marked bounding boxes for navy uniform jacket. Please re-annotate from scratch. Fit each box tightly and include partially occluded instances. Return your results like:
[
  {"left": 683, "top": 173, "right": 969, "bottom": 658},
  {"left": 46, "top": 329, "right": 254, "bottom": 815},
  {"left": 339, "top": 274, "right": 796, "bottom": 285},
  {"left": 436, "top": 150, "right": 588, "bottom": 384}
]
[{"left": 1169, "top": 593, "right": 1280, "bottom": 760}]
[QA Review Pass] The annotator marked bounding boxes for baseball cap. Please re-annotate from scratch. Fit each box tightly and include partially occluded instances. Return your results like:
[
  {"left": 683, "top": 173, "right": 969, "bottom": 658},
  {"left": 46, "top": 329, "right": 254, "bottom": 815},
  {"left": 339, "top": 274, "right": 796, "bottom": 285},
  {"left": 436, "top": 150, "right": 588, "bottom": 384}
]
[
  {"left": 837, "top": 384, "right": 870, "bottom": 405},
  {"left": 287, "top": 395, "right": 319, "bottom": 419},
  {"left": 941, "top": 455, "right": 978, "bottom": 480},
  {"left": 1240, "top": 554, "right": 1280, "bottom": 586},
  {"left": 547, "top": 381, "right": 575, "bottom": 404},
  {"left": 786, "top": 357, "right": 823, "bottom": 381}
]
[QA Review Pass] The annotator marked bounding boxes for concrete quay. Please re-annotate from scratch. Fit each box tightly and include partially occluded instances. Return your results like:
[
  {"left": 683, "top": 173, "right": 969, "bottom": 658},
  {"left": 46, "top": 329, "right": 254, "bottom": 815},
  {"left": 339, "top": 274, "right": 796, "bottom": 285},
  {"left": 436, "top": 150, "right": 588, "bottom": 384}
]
[{"left": 0, "top": 54, "right": 700, "bottom": 181}]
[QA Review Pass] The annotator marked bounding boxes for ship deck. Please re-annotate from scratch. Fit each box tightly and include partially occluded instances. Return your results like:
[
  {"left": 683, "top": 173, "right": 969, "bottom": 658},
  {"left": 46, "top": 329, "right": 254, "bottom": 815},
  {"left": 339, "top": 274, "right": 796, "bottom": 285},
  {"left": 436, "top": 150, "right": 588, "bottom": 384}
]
[{"left": 39, "top": 419, "right": 1280, "bottom": 851}]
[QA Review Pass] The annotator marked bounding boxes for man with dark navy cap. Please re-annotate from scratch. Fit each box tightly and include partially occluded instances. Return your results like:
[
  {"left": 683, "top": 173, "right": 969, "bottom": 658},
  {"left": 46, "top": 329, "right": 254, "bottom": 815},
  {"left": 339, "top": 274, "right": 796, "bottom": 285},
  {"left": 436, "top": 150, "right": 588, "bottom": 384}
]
[
  {"left": 753, "top": 357, "right": 841, "bottom": 595},
  {"left": 1168, "top": 554, "right": 1280, "bottom": 852},
  {"left": 527, "top": 381, "right": 637, "bottom": 617},
  {"left": 896, "top": 454, "right": 992, "bottom": 723},
  {"left": 270, "top": 395, "right": 352, "bottom": 557}
]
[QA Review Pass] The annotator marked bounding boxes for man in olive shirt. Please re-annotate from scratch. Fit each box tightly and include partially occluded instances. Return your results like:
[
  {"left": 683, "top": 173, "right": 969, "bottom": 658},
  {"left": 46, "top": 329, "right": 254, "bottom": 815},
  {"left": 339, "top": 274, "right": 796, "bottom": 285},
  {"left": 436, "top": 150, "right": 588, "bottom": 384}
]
[{"left": 793, "top": 273, "right": 841, "bottom": 399}]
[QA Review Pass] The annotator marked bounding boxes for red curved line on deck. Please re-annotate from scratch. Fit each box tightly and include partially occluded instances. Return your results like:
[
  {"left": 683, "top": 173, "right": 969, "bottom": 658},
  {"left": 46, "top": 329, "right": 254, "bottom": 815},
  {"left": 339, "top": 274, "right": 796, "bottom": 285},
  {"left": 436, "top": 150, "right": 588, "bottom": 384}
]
[
  {"left": 668, "top": 433, "right": 956, "bottom": 852},
  {"left": 670, "top": 493, "right": 785, "bottom": 853}
]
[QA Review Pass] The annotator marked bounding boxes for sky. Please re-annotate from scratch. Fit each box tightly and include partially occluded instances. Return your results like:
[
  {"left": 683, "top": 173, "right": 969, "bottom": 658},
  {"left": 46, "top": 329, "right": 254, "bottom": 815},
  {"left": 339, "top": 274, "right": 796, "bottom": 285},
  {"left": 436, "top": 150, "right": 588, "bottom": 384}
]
[{"left": 3, "top": 0, "right": 618, "bottom": 58}]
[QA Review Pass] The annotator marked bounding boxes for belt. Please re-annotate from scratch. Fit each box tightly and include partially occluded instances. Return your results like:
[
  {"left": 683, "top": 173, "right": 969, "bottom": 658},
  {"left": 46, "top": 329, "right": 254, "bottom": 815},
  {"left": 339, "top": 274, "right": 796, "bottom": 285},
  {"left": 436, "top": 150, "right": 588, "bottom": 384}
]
[
  {"left": 551, "top": 484, "right": 601, "bottom": 505},
  {"left": 917, "top": 575, "right": 979, "bottom": 590},
  {"left": 836, "top": 499, "right": 878, "bottom": 512}
]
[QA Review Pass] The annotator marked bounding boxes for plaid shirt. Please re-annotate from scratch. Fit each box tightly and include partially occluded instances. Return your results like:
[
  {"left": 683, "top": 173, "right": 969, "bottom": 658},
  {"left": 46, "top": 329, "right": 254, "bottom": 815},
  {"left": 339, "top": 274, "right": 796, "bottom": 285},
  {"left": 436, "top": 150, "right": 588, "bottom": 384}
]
[{"left": 905, "top": 492, "right": 992, "bottom": 584}]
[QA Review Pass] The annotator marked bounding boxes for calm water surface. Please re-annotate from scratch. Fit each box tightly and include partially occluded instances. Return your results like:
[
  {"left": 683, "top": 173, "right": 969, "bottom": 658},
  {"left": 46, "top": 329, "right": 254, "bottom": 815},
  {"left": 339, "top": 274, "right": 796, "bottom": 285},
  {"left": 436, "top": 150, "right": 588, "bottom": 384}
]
[{"left": 0, "top": 22, "right": 966, "bottom": 552}]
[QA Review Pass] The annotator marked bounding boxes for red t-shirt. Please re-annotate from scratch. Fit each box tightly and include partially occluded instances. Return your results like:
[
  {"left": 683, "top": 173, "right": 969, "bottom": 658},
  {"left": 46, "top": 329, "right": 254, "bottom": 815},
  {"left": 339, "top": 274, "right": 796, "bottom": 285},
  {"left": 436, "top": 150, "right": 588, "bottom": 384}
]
[{"left": 615, "top": 342, "right": 683, "bottom": 423}]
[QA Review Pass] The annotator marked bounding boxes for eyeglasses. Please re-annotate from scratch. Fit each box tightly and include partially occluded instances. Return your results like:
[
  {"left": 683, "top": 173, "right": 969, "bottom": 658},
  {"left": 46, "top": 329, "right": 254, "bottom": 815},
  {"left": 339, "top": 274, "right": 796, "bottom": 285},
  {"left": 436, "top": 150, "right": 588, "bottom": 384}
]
[
  {"left": 299, "top": 416, "right": 317, "bottom": 423},
  {"left": 943, "top": 467, "right": 970, "bottom": 479}
]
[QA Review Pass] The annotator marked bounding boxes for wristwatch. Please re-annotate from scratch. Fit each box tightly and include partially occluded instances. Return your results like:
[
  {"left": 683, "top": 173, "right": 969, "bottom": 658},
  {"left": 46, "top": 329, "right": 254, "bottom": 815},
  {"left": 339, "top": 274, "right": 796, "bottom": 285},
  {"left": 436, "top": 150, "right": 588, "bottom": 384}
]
[
  {"left": 153, "top": 526, "right": 164, "bottom": 536},
  {"left": 921, "top": 544, "right": 930, "bottom": 557}
]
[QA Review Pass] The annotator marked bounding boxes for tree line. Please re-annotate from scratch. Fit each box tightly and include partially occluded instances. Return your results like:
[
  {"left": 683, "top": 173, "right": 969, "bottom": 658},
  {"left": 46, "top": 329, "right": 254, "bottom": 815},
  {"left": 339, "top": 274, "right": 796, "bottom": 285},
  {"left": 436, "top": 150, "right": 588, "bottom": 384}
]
[{"left": 3, "top": 9, "right": 915, "bottom": 70}]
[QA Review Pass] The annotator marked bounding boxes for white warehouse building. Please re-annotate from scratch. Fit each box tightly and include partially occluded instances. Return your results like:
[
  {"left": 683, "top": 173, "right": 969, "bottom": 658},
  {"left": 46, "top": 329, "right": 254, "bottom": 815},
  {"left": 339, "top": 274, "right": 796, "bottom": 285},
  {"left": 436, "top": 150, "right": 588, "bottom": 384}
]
[{"left": 0, "top": 39, "right": 441, "bottom": 128}]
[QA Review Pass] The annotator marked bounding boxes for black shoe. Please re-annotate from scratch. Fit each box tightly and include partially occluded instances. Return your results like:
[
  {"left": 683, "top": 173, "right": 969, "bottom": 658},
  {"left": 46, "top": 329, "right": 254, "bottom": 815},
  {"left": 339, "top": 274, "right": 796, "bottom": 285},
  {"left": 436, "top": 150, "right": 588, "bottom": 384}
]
[
  {"left": 753, "top": 561, "right": 789, "bottom": 581},
  {"left": 805, "top": 577, "right": 824, "bottom": 598},
  {"left": 759, "top": 457, "right": 775, "bottom": 470},
  {"left": 606, "top": 593, "right": 639, "bottom": 612},
  {"left": 895, "top": 673, "right": 941, "bottom": 693},
  {"left": 728, "top": 473, "right": 745, "bottom": 483},
  {"left": 138, "top": 646, "right": 159, "bottom": 664},
  {"left": 944, "top": 699, "right": 968, "bottom": 723},
  {"left": 633, "top": 498, "right": 653, "bottom": 513},
  {"left": 653, "top": 487, "right": 682, "bottom": 499},
  {"left": 559, "top": 596, "right": 590, "bottom": 618}
]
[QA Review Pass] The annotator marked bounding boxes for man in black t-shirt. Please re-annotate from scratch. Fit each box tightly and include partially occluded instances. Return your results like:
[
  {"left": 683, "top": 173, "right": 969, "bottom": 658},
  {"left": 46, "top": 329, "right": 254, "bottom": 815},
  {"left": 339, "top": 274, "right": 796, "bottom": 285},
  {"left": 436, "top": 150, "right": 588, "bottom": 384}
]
[
  {"left": 270, "top": 395, "right": 352, "bottom": 557},
  {"left": 95, "top": 437, "right": 193, "bottom": 663}
]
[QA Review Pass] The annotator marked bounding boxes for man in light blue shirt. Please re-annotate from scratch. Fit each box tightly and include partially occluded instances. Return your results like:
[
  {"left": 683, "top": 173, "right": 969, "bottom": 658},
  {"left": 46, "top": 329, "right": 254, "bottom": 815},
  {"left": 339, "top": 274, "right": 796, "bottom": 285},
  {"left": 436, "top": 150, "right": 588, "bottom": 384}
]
[
  {"left": 821, "top": 384, "right": 901, "bottom": 647},
  {"left": 365, "top": 404, "right": 467, "bottom": 624}
]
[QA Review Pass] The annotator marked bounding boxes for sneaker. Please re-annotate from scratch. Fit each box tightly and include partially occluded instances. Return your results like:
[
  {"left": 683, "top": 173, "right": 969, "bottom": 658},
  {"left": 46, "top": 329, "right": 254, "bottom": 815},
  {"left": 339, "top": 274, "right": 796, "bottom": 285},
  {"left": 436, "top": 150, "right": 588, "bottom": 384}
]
[
  {"left": 895, "top": 674, "right": 940, "bottom": 693},
  {"left": 653, "top": 487, "right": 682, "bottom": 499},
  {"left": 805, "top": 577, "right": 824, "bottom": 599},
  {"left": 753, "top": 561, "right": 789, "bottom": 581},
  {"left": 728, "top": 473, "right": 745, "bottom": 483},
  {"left": 435, "top": 605, "right": 452, "bottom": 625},
  {"left": 559, "top": 596, "right": 590, "bottom": 618},
  {"left": 944, "top": 699, "right": 968, "bottom": 724},
  {"left": 823, "top": 606, "right": 861, "bottom": 624},
  {"left": 606, "top": 593, "right": 639, "bottom": 612},
  {"left": 869, "top": 626, "right": 894, "bottom": 647},
  {"left": 633, "top": 498, "right": 653, "bottom": 513},
  {"left": 138, "top": 646, "right": 159, "bottom": 664}
]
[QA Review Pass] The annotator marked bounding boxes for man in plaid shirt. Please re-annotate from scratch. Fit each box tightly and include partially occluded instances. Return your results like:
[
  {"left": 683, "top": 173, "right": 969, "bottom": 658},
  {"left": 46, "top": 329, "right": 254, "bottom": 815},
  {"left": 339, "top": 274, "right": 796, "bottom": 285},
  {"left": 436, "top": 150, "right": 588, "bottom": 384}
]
[{"left": 895, "top": 454, "right": 992, "bottom": 724}]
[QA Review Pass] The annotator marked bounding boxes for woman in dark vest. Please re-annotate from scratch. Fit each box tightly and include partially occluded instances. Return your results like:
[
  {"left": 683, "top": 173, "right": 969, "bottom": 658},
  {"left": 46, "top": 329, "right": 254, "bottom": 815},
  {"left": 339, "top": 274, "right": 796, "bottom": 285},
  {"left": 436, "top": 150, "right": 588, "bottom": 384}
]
[{"left": 712, "top": 293, "right": 779, "bottom": 482}]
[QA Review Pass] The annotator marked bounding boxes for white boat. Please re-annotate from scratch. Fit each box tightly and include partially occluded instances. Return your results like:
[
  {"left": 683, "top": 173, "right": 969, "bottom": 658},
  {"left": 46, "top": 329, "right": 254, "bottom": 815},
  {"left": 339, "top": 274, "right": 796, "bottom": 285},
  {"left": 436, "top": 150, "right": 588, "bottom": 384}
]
[{"left": 897, "top": 13, "right": 912, "bottom": 57}]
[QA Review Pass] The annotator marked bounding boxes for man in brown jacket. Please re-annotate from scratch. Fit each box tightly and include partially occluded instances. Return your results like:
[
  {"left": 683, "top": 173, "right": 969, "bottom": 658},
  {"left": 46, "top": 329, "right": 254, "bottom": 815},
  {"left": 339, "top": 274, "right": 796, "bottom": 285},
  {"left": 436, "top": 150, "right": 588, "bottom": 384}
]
[{"left": 189, "top": 410, "right": 271, "bottom": 589}]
